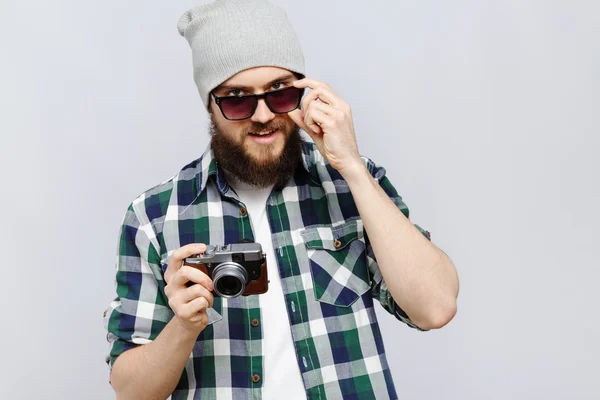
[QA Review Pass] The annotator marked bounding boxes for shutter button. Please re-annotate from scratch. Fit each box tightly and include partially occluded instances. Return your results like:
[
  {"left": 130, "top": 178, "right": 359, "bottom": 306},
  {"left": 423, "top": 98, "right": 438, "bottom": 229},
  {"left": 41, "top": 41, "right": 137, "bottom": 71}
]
[{"left": 204, "top": 245, "right": 217, "bottom": 255}]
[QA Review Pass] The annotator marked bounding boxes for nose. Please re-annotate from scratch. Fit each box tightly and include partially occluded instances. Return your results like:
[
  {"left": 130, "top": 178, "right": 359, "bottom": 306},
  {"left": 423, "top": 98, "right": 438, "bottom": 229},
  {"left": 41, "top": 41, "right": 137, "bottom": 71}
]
[{"left": 250, "top": 99, "right": 276, "bottom": 124}]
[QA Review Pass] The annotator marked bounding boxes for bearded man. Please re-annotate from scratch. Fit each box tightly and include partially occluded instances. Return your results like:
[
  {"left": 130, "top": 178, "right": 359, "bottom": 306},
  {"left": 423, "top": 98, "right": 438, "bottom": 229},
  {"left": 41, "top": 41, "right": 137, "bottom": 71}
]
[{"left": 103, "top": 1, "right": 459, "bottom": 399}]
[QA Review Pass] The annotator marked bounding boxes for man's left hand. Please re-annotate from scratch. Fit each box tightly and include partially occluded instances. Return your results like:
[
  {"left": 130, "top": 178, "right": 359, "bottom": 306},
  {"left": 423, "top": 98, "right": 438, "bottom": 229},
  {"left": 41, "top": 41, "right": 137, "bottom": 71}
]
[{"left": 288, "top": 78, "right": 363, "bottom": 176}]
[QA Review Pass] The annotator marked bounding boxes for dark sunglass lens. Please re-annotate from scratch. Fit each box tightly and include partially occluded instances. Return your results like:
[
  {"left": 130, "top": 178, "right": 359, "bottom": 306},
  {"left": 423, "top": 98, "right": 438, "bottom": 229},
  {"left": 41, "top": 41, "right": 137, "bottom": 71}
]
[
  {"left": 220, "top": 96, "right": 256, "bottom": 120},
  {"left": 266, "top": 87, "right": 302, "bottom": 113}
]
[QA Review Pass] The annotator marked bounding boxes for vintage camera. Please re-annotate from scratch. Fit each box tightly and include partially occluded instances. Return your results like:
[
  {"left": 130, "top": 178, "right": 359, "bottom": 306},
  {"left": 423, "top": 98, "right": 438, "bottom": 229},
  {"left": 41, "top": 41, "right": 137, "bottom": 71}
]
[{"left": 183, "top": 243, "right": 268, "bottom": 298}]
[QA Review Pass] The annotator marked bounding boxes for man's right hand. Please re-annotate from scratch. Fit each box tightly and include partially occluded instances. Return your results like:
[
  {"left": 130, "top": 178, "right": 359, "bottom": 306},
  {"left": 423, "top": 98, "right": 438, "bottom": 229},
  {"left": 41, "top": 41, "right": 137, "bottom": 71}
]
[
  {"left": 111, "top": 243, "right": 214, "bottom": 398},
  {"left": 164, "top": 243, "right": 214, "bottom": 335}
]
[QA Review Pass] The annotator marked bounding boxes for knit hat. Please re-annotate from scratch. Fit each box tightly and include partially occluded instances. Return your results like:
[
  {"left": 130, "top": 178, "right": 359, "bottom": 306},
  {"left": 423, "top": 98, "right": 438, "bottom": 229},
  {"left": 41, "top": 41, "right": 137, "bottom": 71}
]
[{"left": 177, "top": 0, "right": 306, "bottom": 109}]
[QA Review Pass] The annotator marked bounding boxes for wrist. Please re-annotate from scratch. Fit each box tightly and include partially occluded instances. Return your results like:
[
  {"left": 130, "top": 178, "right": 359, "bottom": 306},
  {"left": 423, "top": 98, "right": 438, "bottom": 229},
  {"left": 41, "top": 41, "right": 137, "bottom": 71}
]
[
  {"left": 172, "top": 316, "right": 204, "bottom": 343},
  {"left": 339, "top": 159, "right": 371, "bottom": 186}
]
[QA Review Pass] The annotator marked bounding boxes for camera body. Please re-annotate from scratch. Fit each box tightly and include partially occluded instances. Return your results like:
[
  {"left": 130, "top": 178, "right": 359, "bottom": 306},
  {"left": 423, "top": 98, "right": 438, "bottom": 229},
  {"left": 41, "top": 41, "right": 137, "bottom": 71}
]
[{"left": 183, "top": 243, "right": 268, "bottom": 298}]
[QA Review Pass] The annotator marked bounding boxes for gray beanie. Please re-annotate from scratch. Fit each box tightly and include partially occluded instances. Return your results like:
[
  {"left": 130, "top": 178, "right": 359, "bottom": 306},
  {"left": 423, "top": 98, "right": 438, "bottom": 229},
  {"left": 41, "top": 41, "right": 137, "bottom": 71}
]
[{"left": 177, "top": 0, "right": 306, "bottom": 109}]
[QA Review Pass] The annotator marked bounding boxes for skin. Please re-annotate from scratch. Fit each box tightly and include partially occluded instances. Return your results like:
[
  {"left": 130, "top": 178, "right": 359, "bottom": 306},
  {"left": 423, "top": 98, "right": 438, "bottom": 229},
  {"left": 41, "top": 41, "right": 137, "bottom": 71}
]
[
  {"left": 287, "top": 77, "right": 459, "bottom": 329},
  {"left": 110, "top": 243, "right": 215, "bottom": 400},
  {"left": 209, "top": 67, "right": 301, "bottom": 164},
  {"left": 110, "top": 66, "right": 460, "bottom": 399}
]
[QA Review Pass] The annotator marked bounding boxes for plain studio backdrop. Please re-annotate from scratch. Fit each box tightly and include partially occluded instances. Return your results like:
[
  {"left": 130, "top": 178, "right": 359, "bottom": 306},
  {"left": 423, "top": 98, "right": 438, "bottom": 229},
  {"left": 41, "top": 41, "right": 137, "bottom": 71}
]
[{"left": 1, "top": 0, "right": 598, "bottom": 399}]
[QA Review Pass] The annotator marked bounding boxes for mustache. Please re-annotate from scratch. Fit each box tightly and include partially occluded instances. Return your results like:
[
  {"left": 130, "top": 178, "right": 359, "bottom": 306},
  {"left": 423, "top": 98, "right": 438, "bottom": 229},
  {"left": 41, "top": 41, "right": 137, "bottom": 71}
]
[{"left": 244, "top": 121, "right": 288, "bottom": 135}]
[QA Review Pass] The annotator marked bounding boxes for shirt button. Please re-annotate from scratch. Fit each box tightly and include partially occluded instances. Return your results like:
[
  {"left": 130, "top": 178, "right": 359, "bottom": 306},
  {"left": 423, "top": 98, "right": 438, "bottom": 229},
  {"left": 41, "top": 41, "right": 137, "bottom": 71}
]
[
  {"left": 333, "top": 239, "right": 342, "bottom": 249},
  {"left": 251, "top": 318, "right": 260, "bottom": 327},
  {"left": 252, "top": 373, "right": 261, "bottom": 383},
  {"left": 240, "top": 207, "right": 248, "bottom": 216}
]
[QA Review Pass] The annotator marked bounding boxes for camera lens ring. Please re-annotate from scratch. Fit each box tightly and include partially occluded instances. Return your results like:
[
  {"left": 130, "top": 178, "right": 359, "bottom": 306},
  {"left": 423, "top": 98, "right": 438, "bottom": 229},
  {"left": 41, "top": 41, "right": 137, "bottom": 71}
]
[{"left": 212, "top": 262, "right": 248, "bottom": 298}]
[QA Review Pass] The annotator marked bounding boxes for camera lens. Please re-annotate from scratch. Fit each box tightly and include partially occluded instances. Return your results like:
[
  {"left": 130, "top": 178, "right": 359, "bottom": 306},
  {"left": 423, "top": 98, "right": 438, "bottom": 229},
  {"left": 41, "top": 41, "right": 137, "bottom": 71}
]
[
  {"left": 212, "top": 262, "right": 248, "bottom": 298},
  {"left": 217, "top": 276, "right": 243, "bottom": 297}
]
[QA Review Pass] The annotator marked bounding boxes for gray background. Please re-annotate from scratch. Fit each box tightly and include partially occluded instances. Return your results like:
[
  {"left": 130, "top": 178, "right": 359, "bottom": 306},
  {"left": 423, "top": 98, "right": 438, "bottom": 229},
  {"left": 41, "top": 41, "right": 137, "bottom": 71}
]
[{"left": 1, "top": 0, "right": 598, "bottom": 398}]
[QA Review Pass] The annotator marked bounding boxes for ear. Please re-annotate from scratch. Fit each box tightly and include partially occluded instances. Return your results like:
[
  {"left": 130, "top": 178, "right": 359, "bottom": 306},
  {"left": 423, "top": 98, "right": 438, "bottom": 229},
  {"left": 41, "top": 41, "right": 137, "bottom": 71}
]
[{"left": 207, "top": 97, "right": 218, "bottom": 116}]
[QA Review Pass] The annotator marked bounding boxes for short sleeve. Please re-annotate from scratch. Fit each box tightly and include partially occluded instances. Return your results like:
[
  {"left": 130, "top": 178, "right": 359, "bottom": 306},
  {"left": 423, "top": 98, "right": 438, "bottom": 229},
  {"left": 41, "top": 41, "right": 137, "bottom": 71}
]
[
  {"left": 103, "top": 203, "right": 173, "bottom": 371},
  {"left": 362, "top": 158, "right": 431, "bottom": 331}
]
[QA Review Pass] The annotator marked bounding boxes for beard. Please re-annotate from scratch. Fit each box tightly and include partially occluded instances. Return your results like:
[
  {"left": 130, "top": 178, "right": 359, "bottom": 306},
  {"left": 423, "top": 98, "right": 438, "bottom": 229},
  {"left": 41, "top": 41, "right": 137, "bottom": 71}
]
[{"left": 209, "top": 115, "right": 303, "bottom": 188}]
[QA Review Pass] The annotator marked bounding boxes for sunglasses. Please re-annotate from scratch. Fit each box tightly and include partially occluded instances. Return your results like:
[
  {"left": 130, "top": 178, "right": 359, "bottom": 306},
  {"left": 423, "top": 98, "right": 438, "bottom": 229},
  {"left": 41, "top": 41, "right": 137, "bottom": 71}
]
[{"left": 210, "top": 86, "right": 305, "bottom": 121}]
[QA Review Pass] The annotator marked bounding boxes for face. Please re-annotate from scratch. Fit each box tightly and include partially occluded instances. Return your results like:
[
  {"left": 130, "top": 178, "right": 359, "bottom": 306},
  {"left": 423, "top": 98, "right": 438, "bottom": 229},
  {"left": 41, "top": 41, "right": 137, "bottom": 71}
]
[{"left": 209, "top": 66, "right": 303, "bottom": 187}]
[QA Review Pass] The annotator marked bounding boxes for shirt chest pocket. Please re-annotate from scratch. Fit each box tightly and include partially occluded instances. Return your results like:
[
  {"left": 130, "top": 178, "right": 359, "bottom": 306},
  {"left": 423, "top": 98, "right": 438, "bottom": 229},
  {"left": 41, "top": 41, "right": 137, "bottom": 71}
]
[{"left": 300, "top": 220, "right": 371, "bottom": 307}]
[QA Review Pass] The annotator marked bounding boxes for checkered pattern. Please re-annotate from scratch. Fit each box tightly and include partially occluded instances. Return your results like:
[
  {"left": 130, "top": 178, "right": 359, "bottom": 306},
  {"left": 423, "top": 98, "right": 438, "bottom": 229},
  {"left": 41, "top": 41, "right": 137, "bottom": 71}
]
[{"left": 104, "top": 135, "right": 431, "bottom": 399}]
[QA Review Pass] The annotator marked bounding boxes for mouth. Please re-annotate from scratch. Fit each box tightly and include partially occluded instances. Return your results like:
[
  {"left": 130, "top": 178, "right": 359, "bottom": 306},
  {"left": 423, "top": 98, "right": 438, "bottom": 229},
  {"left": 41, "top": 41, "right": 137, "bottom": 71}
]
[
  {"left": 249, "top": 129, "right": 276, "bottom": 137},
  {"left": 248, "top": 129, "right": 279, "bottom": 144}
]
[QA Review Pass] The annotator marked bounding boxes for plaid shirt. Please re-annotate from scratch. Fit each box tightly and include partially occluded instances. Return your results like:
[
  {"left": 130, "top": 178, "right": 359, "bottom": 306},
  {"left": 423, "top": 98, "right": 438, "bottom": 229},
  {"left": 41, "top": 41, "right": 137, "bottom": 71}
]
[{"left": 104, "top": 135, "right": 431, "bottom": 399}]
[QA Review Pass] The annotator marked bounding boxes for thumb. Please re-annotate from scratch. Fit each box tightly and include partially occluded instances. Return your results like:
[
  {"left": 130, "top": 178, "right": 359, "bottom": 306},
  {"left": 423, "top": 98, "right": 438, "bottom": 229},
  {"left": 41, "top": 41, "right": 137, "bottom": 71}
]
[
  {"left": 287, "top": 109, "right": 307, "bottom": 131},
  {"left": 288, "top": 109, "right": 322, "bottom": 138}
]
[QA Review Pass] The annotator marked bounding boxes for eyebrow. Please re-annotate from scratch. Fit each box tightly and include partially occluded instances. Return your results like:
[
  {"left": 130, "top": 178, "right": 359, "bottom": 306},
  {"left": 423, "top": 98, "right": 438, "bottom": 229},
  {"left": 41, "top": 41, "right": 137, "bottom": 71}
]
[{"left": 217, "top": 73, "right": 297, "bottom": 93}]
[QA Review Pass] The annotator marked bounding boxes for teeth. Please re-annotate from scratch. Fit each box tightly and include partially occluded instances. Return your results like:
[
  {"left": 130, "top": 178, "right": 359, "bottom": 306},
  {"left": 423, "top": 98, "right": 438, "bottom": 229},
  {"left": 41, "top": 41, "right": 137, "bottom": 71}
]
[{"left": 254, "top": 130, "right": 274, "bottom": 136}]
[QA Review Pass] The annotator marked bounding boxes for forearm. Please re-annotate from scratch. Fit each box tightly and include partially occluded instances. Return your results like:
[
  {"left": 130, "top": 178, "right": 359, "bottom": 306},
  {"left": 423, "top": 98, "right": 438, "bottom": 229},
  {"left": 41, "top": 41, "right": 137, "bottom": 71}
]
[
  {"left": 110, "top": 318, "right": 199, "bottom": 400},
  {"left": 342, "top": 163, "right": 459, "bottom": 330}
]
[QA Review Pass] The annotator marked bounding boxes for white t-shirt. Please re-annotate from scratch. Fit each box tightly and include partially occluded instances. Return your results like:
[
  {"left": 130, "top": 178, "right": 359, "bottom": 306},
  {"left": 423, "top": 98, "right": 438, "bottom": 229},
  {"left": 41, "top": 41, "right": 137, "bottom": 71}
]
[{"left": 226, "top": 175, "right": 306, "bottom": 399}]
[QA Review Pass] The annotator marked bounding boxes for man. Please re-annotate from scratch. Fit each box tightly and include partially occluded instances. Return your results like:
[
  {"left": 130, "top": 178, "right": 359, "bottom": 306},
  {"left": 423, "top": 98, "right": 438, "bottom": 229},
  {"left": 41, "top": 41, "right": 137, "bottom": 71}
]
[{"left": 103, "top": 1, "right": 459, "bottom": 399}]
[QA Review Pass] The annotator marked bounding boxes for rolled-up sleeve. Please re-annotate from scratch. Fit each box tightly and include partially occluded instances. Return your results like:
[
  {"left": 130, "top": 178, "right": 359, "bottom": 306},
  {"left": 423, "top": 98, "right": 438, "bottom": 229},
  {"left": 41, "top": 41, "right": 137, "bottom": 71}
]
[
  {"left": 103, "top": 203, "right": 172, "bottom": 371},
  {"left": 362, "top": 158, "right": 432, "bottom": 331}
]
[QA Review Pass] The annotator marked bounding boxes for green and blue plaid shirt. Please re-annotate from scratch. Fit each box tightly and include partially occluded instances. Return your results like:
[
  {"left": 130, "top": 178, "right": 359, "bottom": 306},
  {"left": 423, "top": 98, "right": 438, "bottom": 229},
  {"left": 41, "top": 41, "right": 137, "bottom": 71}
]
[{"left": 104, "top": 135, "right": 431, "bottom": 399}]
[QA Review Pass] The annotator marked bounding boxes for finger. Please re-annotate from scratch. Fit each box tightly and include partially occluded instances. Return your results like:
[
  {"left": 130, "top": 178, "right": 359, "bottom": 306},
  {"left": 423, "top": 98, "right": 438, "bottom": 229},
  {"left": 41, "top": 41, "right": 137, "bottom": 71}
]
[
  {"left": 181, "top": 283, "right": 215, "bottom": 308},
  {"left": 165, "top": 243, "right": 207, "bottom": 282},
  {"left": 296, "top": 79, "right": 338, "bottom": 105},
  {"left": 293, "top": 78, "right": 334, "bottom": 93},
  {"left": 189, "top": 311, "right": 209, "bottom": 325},
  {"left": 301, "top": 86, "right": 339, "bottom": 111},
  {"left": 288, "top": 108, "right": 316, "bottom": 135},
  {"left": 309, "top": 100, "right": 340, "bottom": 117},
  {"left": 310, "top": 102, "right": 348, "bottom": 128},
  {"left": 179, "top": 296, "right": 210, "bottom": 320},
  {"left": 295, "top": 103, "right": 322, "bottom": 135},
  {"left": 304, "top": 106, "right": 330, "bottom": 133},
  {"left": 288, "top": 108, "right": 323, "bottom": 144},
  {"left": 171, "top": 265, "right": 214, "bottom": 291}
]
